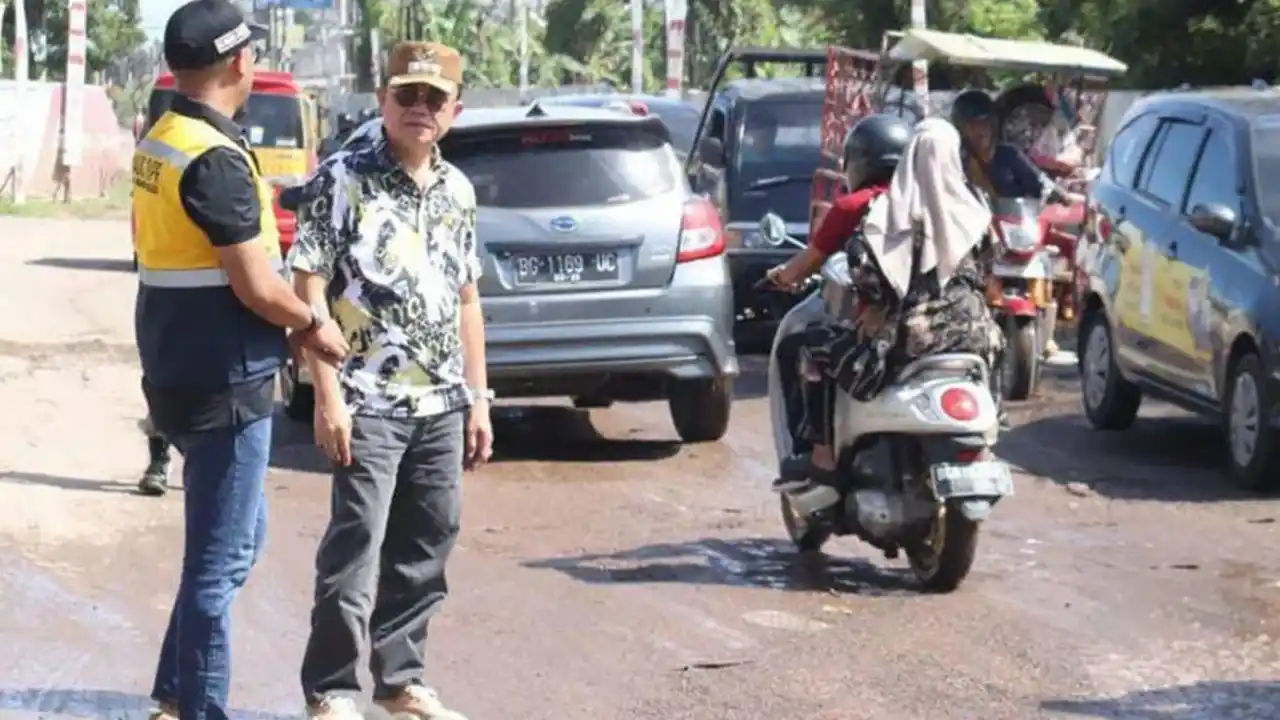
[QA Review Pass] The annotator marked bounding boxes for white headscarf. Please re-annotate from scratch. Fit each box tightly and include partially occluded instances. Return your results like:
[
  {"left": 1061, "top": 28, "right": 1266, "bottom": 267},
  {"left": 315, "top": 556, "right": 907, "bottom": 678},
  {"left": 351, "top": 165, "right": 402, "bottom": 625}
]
[{"left": 861, "top": 117, "right": 992, "bottom": 300}]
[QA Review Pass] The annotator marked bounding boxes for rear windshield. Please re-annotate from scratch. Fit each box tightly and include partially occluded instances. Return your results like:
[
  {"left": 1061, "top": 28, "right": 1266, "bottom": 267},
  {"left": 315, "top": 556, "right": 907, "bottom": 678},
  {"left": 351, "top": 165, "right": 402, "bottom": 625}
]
[
  {"left": 147, "top": 89, "right": 305, "bottom": 149},
  {"left": 441, "top": 124, "right": 678, "bottom": 208}
]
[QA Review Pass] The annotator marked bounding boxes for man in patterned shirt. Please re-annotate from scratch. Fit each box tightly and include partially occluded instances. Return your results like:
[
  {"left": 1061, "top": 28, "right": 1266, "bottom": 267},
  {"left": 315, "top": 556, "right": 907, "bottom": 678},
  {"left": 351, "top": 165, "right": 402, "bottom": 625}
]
[{"left": 289, "top": 41, "right": 490, "bottom": 720}]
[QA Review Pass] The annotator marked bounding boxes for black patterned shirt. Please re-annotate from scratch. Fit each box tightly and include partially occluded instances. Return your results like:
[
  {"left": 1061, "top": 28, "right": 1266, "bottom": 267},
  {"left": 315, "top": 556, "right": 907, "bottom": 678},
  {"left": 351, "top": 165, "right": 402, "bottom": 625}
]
[{"left": 288, "top": 134, "right": 481, "bottom": 418}]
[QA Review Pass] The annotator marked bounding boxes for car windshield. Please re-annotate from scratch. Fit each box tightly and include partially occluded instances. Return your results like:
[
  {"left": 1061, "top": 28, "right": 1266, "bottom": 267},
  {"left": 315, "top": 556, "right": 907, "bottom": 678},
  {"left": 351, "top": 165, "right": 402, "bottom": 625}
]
[
  {"left": 730, "top": 99, "right": 823, "bottom": 224},
  {"left": 441, "top": 124, "right": 678, "bottom": 208},
  {"left": 147, "top": 89, "right": 305, "bottom": 149},
  {"left": 1252, "top": 121, "right": 1280, "bottom": 229}
]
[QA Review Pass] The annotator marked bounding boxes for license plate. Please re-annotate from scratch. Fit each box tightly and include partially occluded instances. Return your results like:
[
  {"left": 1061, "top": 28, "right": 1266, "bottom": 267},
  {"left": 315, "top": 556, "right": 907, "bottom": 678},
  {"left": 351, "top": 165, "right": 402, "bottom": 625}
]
[
  {"left": 513, "top": 252, "right": 619, "bottom": 285},
  {"left": 930, "top": 461, "right": 1015, "bottom": 498}
]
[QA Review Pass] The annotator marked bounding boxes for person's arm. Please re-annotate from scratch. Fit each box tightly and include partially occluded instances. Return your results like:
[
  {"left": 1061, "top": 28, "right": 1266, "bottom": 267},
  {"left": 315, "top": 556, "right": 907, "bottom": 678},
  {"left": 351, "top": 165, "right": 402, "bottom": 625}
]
[
  {"left": 1003, "top": 145, "right": 1070, "bottom": 204},
  {"left": 289, "top": 164, "right": 347, "bottom": 408},
  {"left": 181, "top": 148, "right": 312, "bottom": 330},
  {"left": 772, "top": 200, "right": 855, "bottom": 286},
  {"left": 457, "top": 186, "right": 488, "bottom": 402}
]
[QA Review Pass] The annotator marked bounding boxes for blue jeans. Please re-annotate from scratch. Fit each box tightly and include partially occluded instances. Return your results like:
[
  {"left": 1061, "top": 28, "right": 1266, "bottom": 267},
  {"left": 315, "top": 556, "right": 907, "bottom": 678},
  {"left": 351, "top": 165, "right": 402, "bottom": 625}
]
[{"left": 150, "top": 417, "right": 271, "bottom": 720}]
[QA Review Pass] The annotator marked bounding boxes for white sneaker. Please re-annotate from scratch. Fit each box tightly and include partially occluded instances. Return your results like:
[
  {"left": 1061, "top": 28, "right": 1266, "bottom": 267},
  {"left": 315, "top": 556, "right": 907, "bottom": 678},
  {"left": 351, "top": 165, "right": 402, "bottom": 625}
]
[
  {"left": 304, "top": 696, "right": 364, "bottom": 720},
  {"left": 375, "top": 685, "right": 468, "bottom": 720}
]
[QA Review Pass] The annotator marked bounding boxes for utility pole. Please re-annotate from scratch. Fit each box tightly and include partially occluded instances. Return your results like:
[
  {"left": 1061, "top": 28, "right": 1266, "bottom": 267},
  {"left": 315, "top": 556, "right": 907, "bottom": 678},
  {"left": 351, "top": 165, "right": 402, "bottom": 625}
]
[
  {"left": 517, "top": 0, "right": 529, "bottom": 100},
  {"left": 909, "top": 0, "right": 928, "bottom": 113},
  {"left": 664, "top": 0, "right": 686, "bottom": 98},
  {"left": 630, "top": 0, "right": 643, "bottom": 93}
]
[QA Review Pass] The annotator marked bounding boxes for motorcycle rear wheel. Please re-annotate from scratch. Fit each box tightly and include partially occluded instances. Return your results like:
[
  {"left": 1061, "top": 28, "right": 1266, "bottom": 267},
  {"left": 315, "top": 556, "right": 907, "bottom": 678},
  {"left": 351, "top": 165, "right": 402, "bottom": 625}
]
[
  {"left": 780, "top": 493, "right": 833, "bottom": 552},
  {"left": 906, "top": 499, "right": 981, "bottom": 593}
]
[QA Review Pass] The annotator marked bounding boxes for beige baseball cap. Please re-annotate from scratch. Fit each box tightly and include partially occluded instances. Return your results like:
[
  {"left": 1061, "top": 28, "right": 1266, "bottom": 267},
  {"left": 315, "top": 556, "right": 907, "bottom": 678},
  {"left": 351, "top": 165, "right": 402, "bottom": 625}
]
[{"left": 386, "top": 41, "right": 464, "bottom": 95}]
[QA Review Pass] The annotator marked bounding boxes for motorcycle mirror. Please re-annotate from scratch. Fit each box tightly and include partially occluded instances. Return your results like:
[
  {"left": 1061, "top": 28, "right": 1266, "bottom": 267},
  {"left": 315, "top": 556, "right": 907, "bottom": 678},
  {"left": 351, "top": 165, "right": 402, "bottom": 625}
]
[{"left": 758, "top": 212, "right": 788, "bottom": 247}]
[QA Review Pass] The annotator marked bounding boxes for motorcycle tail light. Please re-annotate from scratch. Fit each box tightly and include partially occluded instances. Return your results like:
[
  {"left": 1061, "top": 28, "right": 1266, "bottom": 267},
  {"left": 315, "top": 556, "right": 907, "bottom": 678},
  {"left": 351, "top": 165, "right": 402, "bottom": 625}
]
[{"left": 939, "top": 387, "right": 979, "bottom": 422}]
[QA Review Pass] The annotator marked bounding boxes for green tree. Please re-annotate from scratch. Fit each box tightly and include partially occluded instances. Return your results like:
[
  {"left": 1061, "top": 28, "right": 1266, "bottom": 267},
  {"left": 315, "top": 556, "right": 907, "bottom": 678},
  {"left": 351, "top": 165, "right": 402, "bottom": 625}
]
[{"left": 5, "top": 0, "right": 146, "bottom": 81}]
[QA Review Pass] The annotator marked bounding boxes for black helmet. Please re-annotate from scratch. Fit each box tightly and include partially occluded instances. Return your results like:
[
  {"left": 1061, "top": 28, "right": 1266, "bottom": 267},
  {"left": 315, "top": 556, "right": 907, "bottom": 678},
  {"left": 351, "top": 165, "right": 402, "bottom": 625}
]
[
  {"left": 358, "top": 107, "right": 379, "bottom": 122},
  {"left": 950, "top": 89, "right": 996, "bottom": 126},
  {"left": 336, "top": 112, "right": 355, "bottom": 132},
  {"left": 842, "top": 114, "right": 911, "bottom": 186}
]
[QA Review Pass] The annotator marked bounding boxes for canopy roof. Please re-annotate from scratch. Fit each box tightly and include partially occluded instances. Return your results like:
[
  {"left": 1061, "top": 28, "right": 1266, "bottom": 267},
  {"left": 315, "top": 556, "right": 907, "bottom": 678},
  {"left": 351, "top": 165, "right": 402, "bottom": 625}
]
[{"left": 885, "top": 29, "right": 1128, "bottom": 77}]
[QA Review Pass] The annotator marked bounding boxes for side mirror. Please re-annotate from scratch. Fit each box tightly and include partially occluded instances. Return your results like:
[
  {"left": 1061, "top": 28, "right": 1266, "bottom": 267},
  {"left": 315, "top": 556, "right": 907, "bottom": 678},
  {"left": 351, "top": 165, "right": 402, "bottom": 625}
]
[
  {"left": 698, "top": 136, "right": 725, "bottom": 167},
  {"left": 278, "top": 185, "right": 304, "bottom": 212},
  {"left": 1188, "top": 202, "right": 1237, "bottom": 241},
  {"left": 758, "top": 212, "right": 788, "bottom": 247}
]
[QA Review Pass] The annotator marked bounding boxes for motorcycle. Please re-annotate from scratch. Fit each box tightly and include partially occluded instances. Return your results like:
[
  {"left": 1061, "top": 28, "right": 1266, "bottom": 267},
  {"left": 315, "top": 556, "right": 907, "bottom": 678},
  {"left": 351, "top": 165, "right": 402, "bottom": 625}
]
[
  {"left": 757, "top": 212, "right": 1013, "bottom": 593},
  {"left": 987, "top": 196, "right": 1060, "bottom": 400}
]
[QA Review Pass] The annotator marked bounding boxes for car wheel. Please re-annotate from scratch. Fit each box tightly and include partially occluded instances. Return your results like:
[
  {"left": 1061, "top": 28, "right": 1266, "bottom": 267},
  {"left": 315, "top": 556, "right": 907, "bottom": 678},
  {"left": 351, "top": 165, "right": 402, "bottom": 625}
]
[
  {"left": 1224, "top": 353, "right": 1279, "bottom": 492},
  {"left": 668, "top": 376, "right": 732, "bottom": 443},
  {"left": 1080, "top": 310, "right": 1141, "bottom": 430},
  {"left": 281, "top": 361, "right": 314, "bottom": 423}
]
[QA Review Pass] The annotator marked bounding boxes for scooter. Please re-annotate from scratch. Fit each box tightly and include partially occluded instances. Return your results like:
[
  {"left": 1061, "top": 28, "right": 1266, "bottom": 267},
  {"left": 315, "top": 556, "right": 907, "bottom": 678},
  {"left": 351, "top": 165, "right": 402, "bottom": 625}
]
[
  {"left": 757, "top": 212, "right": 1013, "bottom": 593},
  {"left": 988, "top": 196, "right": 1058, "bottom": 400}
]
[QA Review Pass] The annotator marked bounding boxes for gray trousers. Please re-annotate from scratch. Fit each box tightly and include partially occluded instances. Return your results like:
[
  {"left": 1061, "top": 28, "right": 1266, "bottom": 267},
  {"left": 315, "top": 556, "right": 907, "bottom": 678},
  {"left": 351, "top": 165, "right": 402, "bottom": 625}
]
[{"left": 300, "top": 409, "right": 464, "bottom": 703}]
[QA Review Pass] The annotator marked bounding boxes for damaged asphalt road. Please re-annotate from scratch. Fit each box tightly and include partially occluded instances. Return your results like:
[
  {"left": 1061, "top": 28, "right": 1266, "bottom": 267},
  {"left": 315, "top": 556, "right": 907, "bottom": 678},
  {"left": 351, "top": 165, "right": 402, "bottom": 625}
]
[{"left": 1, "top": 217, "right": 1278, "bottom": 720}]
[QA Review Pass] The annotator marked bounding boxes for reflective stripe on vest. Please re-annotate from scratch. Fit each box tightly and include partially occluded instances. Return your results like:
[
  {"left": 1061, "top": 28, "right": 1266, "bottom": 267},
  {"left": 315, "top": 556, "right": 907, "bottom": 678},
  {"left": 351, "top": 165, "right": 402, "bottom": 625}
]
[
  {"left": 132, "top": 110, "right": 281, "bottom": 281},
  {"left": 138, "top": 255, "right": 284, "bottom": 288},
  {"left": 135, "top": 137, "right": 195, "bottom": 171}
]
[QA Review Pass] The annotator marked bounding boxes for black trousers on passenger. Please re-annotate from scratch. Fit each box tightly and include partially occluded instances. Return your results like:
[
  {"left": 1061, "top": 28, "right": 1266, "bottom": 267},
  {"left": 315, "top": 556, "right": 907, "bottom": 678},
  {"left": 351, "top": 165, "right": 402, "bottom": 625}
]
[{"left": 300, "top": 409, "right": 465, "bottom": 703}]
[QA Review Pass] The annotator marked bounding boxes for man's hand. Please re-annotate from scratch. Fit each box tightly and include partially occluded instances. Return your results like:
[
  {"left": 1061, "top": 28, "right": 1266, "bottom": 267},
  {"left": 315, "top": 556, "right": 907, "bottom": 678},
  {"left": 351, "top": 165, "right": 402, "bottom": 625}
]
[
  {"left": 289, "top": 318, "right": 349, "bottom": 365},
  {"left": 314, "top": 399, "right": 353, "bottom": 467},
  {"left": 465, "top": 400, "right": 494, "bottom": 470}
]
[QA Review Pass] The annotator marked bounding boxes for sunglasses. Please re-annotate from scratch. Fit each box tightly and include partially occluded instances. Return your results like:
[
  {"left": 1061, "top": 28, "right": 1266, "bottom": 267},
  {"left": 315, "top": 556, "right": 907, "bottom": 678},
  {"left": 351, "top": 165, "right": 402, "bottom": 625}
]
[{"left": 393, "top": 84, "right": 451, "bottom": 111}]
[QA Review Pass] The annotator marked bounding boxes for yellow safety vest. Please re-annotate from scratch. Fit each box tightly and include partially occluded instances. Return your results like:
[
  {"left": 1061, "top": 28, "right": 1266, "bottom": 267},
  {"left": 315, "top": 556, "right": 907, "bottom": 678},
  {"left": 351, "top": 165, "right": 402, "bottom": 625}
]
[
  {"left": 132, "top": 108, "right": 288, "bottom": 397},
  {"left": 132, "top": 110, "right": 281, "bottom": 286}
]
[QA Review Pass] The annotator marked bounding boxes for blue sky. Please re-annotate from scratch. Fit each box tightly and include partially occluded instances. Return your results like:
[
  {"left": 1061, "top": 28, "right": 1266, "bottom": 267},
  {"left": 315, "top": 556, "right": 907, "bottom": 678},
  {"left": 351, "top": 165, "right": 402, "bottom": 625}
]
[{"left": 141, "top": 0, "right": 190, "bottom": 39}]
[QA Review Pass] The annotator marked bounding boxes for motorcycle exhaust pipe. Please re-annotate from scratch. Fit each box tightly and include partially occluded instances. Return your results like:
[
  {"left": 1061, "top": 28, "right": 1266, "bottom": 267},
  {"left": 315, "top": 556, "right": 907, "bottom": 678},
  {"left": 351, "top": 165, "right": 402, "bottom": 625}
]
[{"left": 788, "top": 484, "right": 841, "bottom": 517}]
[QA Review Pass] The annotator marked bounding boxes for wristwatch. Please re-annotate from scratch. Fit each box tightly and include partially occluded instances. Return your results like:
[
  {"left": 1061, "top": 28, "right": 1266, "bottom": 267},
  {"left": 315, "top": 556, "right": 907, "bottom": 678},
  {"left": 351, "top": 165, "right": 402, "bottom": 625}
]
[{"left": 471, "top": 387, "right": 495, "bottom": 402}]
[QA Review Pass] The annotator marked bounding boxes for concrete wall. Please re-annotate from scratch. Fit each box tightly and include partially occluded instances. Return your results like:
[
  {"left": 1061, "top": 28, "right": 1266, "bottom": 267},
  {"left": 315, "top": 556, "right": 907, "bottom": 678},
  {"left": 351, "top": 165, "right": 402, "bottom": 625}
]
[{"left": 0, "top": 81, "right": 133, "bottom": 201}]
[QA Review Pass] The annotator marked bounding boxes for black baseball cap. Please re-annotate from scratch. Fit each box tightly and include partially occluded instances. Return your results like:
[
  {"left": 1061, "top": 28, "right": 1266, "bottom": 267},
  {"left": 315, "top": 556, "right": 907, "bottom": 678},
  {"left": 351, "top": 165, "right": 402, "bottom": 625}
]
[{"left": 163, "top": 0, "right": 267, "bottom": 72}]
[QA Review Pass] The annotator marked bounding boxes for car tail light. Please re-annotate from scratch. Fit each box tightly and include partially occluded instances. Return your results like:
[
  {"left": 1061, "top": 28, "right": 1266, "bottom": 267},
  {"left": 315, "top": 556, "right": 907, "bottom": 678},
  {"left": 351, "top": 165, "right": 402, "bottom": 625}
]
[
  {"left": 955, "top": 447, "right": 984, "bottom": 462},
  {"left": 678, "top": 197, "right": 726, "bottom": 263},
  {"left": 939, "top": 387, "right": 979, "bottom": 421}
]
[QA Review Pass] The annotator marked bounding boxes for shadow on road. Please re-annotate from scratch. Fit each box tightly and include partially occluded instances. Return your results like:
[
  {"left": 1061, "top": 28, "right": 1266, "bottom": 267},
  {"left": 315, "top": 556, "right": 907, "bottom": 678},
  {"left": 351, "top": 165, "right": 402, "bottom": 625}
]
[
  {"left": 489, "top": 406, "right": 681, "bottom": 463},
  {"left": 0, "top": 470, "right": 140, "bottom": 495},
  {"left": 27, "top": 256, "right": 135, "bottom": 273},
  {"left": 522, "top": 536, "right": 919, "bottom": 596},
  {"left": 1040, "top": 680, "right": 1280, "bottom": 718},
  {"left": 0, "top": 688, "right": 292, "bottom": 719},
  {"left": 997, "top": 410, "right": 1248, "bottom": 503},
  {"left": 268, "top": 405, "right": 681, "bottom": 472}
]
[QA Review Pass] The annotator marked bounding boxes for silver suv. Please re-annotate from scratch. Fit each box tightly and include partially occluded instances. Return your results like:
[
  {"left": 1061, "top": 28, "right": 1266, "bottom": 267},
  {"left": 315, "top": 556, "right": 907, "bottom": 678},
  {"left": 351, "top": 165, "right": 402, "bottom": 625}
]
[{"left": 283, "top": 105, "right": 739, "bottom": 442}]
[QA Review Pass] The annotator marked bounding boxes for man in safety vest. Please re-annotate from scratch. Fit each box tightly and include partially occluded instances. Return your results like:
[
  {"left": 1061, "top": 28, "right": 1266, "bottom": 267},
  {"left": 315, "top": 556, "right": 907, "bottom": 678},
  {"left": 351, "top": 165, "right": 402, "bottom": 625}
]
[{"left": 132, "top": 1, "right": 348, "bottom": 718}]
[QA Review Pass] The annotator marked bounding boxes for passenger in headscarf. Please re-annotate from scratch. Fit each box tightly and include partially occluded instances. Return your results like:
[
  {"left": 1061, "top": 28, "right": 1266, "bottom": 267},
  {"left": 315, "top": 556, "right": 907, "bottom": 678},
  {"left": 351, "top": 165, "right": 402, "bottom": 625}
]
[{"left": 777, "top": 117, "right": 1005, "bottom": 489}]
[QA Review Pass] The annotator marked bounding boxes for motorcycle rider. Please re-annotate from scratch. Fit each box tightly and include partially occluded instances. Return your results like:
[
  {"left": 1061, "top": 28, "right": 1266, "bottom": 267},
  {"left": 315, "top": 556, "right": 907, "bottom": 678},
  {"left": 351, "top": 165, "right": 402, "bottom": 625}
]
[
  {"left": 765, "top": 114, "right": 911, "bottom": 488},
  {"left": 951, "top": 88, "right": 1081, "bottom": 359},
  {"left": 950, "top": 89, "right": 1082, "bottom": 206},
  {"left": 777, "top": 117, "right": 1004, "bottom": 489}
]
